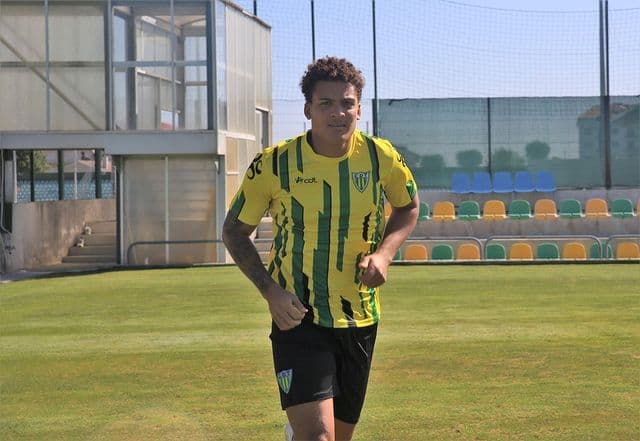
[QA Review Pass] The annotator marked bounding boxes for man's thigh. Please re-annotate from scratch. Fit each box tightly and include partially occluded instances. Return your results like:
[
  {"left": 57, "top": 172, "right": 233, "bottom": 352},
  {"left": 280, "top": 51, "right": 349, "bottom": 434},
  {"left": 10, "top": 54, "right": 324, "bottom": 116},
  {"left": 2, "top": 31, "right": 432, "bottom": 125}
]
[
  {"left": 333, "top": 324, "right": 378, "bottom": 424},
  {"left": 271, "top": 321, "right": 338, "bottom": 409}
]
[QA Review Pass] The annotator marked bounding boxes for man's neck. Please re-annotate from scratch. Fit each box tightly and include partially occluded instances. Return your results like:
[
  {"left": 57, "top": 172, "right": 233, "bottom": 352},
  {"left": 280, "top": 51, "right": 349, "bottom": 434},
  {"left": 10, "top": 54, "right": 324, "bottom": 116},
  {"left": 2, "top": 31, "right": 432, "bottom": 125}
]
[{"left": 306, "top": 131, "right": 351, "bottom": 158}]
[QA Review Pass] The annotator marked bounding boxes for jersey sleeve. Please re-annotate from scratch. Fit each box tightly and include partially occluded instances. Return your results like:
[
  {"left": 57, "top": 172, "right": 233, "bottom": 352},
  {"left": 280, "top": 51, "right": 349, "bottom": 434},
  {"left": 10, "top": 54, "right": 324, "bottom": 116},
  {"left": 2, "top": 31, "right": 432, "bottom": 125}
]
[
  {"left": 228, "top": 152, "right": 273, "bottom": 226},
  {"left": 381, "top": 143, "right": 418, "bottom": 208}
]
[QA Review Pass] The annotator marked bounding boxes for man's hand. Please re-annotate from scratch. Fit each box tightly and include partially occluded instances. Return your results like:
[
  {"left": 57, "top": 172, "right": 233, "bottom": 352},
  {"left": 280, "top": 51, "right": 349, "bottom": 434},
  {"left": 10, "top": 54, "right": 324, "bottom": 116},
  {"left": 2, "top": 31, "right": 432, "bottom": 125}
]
[
  {"left": 358, "top": 253, "right": 391, "bottom": 288},
  {"left": 263, "top": 285, "right": 308, "bottom": 331}
]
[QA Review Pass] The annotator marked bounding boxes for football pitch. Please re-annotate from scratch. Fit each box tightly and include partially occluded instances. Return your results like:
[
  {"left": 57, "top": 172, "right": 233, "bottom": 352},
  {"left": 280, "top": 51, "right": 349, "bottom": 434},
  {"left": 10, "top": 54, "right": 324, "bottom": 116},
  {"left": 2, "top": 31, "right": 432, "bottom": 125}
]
[{"left": 1, "top": 264, "right": 638, "bottom": 441}]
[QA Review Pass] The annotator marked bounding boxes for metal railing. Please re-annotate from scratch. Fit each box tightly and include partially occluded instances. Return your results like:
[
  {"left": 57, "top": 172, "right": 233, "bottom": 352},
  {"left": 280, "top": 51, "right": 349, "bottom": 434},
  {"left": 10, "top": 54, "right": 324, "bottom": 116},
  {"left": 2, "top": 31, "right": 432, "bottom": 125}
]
[{"left": 126, "top": 239, "right": 224, "bottom": 265}]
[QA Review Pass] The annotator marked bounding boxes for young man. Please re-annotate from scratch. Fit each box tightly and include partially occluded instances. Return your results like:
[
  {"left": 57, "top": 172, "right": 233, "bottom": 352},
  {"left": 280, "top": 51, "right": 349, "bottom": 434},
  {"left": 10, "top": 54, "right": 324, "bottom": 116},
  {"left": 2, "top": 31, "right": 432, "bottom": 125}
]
[{"left": 222, "top": 56, "right": 419, "bottom": 441}]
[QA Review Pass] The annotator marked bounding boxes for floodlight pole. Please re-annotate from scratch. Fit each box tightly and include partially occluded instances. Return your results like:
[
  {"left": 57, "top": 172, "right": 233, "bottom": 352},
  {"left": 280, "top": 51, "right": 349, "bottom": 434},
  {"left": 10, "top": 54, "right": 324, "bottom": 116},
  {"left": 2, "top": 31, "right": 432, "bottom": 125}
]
[
  {"left": 372, "top": 0, "right": 378, "bottom": 136},
  {"left": 599, "top": 0, "right": 611, "bottom": 189},
  {"left": 311, "top": 0, "right": 316, "bottom": 60}
]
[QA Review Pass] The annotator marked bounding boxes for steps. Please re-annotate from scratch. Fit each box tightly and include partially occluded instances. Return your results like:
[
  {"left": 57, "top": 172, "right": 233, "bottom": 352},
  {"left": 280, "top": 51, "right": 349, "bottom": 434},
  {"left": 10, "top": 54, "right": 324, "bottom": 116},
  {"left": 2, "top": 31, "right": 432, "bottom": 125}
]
[
  {"left": 62, "top": 220, "right": 117, "bottom": 265},
  {"left": 255, "top": 217, "right": 273, "bottom": 263}
]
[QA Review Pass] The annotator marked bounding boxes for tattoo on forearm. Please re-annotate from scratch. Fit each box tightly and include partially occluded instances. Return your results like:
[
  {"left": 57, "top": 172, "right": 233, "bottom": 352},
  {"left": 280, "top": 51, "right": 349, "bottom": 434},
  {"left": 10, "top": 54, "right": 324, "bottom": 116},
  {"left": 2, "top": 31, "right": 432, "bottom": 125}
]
[{"left": 223, "top": 218, "right": 273, "bottom": 293}]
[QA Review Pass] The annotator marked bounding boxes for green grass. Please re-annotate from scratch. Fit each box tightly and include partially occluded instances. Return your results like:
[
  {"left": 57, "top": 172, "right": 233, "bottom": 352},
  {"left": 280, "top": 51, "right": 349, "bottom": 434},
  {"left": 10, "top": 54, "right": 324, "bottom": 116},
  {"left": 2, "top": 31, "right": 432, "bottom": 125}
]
[{"left": 1, "top": 265, "right": 639, "bottom": 440}]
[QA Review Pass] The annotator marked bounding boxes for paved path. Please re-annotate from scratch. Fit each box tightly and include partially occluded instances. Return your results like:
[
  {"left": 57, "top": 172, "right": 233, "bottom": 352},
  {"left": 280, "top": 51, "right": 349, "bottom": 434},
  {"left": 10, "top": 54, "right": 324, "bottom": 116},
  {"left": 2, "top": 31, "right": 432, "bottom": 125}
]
[{"left": 1, "top": 263, "right": 118, "bottom": 283}]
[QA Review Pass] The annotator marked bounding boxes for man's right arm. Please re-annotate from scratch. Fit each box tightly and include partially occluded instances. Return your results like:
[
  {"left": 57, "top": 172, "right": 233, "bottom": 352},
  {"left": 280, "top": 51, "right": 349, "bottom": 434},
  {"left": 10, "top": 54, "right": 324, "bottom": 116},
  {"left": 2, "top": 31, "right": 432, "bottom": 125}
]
[{"left": 222, "top": 212, "right": 307, "bottom": 330}]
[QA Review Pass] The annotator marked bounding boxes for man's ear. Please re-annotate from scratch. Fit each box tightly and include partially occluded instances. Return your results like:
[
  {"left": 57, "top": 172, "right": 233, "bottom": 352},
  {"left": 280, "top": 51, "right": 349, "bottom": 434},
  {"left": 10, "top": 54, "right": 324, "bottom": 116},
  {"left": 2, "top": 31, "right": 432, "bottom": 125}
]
[{"left": 304, "top": 102, "right": 311, "bottom": 120}]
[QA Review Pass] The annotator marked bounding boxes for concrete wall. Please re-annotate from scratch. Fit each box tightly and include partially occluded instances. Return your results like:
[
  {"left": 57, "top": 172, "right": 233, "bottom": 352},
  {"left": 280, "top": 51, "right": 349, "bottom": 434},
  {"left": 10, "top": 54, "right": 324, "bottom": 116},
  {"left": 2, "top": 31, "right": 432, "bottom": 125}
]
[{"left": 2, "top": 199, "right": 115, "bottom": 272}]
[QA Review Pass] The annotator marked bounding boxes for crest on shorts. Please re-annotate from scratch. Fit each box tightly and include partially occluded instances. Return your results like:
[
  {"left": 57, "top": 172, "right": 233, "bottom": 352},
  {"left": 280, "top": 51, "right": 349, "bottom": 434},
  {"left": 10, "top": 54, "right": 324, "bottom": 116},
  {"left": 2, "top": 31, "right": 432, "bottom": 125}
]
[
  {"left": 352, "top": 171, "right": 370, "bottom": 193},
  {"left": 277, "top": 369, "right": 293, "bottom": 394}
]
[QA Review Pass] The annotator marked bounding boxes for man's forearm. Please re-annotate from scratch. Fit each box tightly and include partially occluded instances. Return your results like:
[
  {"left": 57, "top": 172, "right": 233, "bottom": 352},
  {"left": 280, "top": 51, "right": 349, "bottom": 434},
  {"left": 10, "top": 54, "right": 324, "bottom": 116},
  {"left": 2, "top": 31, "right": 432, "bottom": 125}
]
[
  {"left": 222, "top": 224, "right": 276, "bottom": 295},
  {"left": 377, "top": 202, "right": 419, "bottom": 260}
]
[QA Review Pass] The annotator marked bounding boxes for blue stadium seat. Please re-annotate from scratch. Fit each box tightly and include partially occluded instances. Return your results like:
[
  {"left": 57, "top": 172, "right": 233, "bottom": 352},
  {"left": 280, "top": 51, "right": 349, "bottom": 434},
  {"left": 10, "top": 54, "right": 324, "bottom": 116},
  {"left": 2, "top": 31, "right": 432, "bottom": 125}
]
[
  {"left": 471, "top": 171, "right": 492, "bottom": 194},
  {"left": 514, "top": 171, "right": 534, "bottom": 193},
  {"left": 492, "top": 171, "right": 513, "bottom": 193},
  {"left": 451, "top": 172, "right": 472, "bottom": 194},
  {"left": 535, "top": 170, "right": 556, "bottom": 192}
]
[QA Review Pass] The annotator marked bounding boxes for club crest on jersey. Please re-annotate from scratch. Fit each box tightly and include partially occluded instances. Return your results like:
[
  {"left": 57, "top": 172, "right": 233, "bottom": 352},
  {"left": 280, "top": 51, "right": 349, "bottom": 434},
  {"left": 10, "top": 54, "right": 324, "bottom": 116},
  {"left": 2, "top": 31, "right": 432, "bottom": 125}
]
[
  {"left": 277, "top": 369, "right": 293, "bottom": 394},
  {"left": 352, "top": 171, "right": 370, "bottom": 193}
]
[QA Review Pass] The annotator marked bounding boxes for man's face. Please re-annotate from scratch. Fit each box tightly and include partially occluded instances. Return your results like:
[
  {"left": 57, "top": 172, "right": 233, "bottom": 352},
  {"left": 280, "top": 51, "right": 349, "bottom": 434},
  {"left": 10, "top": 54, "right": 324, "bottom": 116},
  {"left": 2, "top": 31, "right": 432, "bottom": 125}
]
[{"left": 304, "top": 81, "right": 361, "bottom": 151}]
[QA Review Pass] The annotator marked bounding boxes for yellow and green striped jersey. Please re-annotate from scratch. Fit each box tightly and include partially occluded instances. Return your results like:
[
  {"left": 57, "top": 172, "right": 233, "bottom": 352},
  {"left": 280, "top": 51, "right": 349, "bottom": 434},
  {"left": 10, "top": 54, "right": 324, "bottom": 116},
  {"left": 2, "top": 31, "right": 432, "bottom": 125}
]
[{"left": 229, "top": 130, "right": 417, "bottom": 328}]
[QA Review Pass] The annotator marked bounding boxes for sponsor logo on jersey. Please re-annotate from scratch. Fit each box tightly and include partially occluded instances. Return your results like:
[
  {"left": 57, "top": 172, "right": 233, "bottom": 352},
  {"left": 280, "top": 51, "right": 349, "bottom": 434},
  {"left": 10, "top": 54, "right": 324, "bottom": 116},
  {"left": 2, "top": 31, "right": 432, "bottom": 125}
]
[{"left": 295, "top": 176, "right": 317, "bottom": 184}]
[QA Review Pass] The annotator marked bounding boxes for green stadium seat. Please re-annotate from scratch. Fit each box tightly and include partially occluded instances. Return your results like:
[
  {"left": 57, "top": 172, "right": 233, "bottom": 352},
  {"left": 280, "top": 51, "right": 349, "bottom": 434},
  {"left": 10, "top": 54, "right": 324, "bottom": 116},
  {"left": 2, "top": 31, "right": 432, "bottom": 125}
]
[
  {"left": 393, "top": 249, "right": 403, "bottom": 261},
  {"left": 611, "top": 198, "right": 634, "bottom": 218},
  {"left": 536, "top": 242, "right": 560, "bottom": 260},
  {"left": 508, "top": 199, "right": 532, "bottom": 219},
  {"left": 458, "top": 200, "right": 481, "bottom": 220},
  {"left": 431, "top": 244, "right": 454, "bottom": 260},
  {"left": 485, "top": 243, "right": 506, "bottom": 260},
  {"left": 418, "top": 201, "right": 430, "bottom": 221},
  {"left": 589, "top": 242, "right": 613, "bottom": 259},
  {"left": 559, "top": 199, "right": 584, "bottom": 219}
]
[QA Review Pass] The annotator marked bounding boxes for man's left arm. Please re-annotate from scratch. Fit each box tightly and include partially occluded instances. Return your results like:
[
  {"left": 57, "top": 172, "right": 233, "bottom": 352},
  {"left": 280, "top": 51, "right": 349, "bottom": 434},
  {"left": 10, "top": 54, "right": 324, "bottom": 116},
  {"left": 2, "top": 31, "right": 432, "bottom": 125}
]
[{"left": 359, "top": 196, "right": 419, "bottom": 288}]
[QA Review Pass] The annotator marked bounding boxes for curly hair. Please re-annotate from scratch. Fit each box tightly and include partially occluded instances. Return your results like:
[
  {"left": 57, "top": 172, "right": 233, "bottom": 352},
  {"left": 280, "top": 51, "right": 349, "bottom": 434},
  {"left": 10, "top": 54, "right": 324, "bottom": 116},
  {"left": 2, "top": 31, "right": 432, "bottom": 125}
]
[{"left": 300, "top": 56, "right": 365, "bottom": 102}]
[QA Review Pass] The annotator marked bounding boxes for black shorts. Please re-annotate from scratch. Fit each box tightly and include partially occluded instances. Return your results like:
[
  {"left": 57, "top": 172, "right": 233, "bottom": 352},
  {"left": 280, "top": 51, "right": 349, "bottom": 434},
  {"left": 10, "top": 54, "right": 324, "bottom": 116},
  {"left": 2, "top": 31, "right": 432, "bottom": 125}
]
[{"left": 270, "top": 320, "right": 378, "bottom": 424}]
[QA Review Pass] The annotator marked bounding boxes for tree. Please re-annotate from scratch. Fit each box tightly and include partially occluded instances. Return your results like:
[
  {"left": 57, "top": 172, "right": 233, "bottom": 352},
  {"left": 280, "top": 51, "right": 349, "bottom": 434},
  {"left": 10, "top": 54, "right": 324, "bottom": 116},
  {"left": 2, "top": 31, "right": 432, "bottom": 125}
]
[
  {"left": 456, "top": 149, "right": 483, "bottom": 169},
  {"left": 525, "top": 140, "right": 551, "bottom": 161},
  {"left": 16, "top": 151, "right": 50, "bottom": 174},
  {"left": 492, "top": 148, "right": 526, "bottom": 171}
]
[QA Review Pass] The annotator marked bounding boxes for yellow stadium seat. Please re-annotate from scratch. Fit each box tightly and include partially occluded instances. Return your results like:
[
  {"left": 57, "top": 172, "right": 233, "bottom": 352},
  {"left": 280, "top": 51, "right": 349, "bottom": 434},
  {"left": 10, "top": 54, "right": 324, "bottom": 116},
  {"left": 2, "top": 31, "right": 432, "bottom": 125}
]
[
  {"left": 432, "top": 201, "right": 456, "bottom": 221},
  {"left": 585, "top": 198, "right": 610, "bottom": 218},
  {"left": 616, "top": 242, "right": 640, "bottom": 260},
  {"left": 533, "top": 198, "right": 558, "bottom": 220},
  {"left": 403, "top": 244, "right": 428, "bottom": 261},
  {"left": 456, "top": 243, "right": 481, "bottom": 261},
  {"left": 483, "top": 200, "right": 507, "bottom": 220},
  {"left": 509, "top": 242, "right": 534, "bottom": 260},
  {"left": 562, "top": 242, "right": 587, "bottom": 260}
]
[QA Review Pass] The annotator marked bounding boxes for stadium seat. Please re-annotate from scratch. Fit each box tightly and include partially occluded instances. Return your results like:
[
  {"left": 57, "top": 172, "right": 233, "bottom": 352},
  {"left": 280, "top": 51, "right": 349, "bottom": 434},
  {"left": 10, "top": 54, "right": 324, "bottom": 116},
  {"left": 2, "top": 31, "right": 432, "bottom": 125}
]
[
  {"left": 514, "top": 171, "right": 534, "bottom": 193},
  {"left": 485, "top": 243, "right": 506, "bottom": 260},
  {"left": 509, "top": 242, "right": 534, "bottom": 260},
  {"left": 611, "top": 198, "right": 634, "bottom": 218},
  {"left": 431, "top": 244, "right": 454, "bottom": 260},
  {"left": 536, "top": 242, "right": 560, "bottom": 260},
  {"left": 451, "top": 172, "right": 472, "bottom": 194},
  {"left": 533, "top": 198, "right": 558, "bottom": 220},
  {"left": 534, "top": 170, "right": 557, "bottom": 192},
  {"left": 403, "top": 244, "right": 428, "bottom": 261},
  {"left": 418, "top": 202, "right": 430, "bottom": 221},
  {"left": 483, "top": 199, "right": 507, "bottom": 220},
  {"left": 562, "top": 242, "right": 587, "bottom": 260},
  {"left": 384, "top": 202, "right": 392, "bottom": 218},
  {"left": 432, "top": 201, "right": 456, "bottom": 221},
  {"left": 616, "top": 242, "right": 640, "bottom": 260},
  {"left": 585, "top": 198, "right": 610, "bottom": 218},
  {"left": 456, "top": 243, "right": 481, "bottom": 260},
  {"left": 393, "top": 249, "right": 403, "bottom": 261},
  {"left": 457, "top": 200, "right": 481, "bottom": 220},
  {"left": 508, "top": 199, "right": 533, "bottom": 219},
  {"left": 492, "top": 171, "right": 513, "bottom": 193},
  {"left": 559, "top": 199, "right": 584, "bottom": 219},
  {"left": 589, "top": 242, "right": 613, "bottom": 259},
  {"left": 471, "top": 171, "right": 492, "bottom": 194}
]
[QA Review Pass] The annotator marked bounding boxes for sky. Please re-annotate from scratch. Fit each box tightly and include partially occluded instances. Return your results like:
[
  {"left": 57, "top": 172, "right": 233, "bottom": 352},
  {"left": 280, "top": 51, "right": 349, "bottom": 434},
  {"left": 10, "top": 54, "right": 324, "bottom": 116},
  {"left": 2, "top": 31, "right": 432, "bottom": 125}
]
[{"left": 231, "top": 0, "right": 639, "bottom": 140}]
